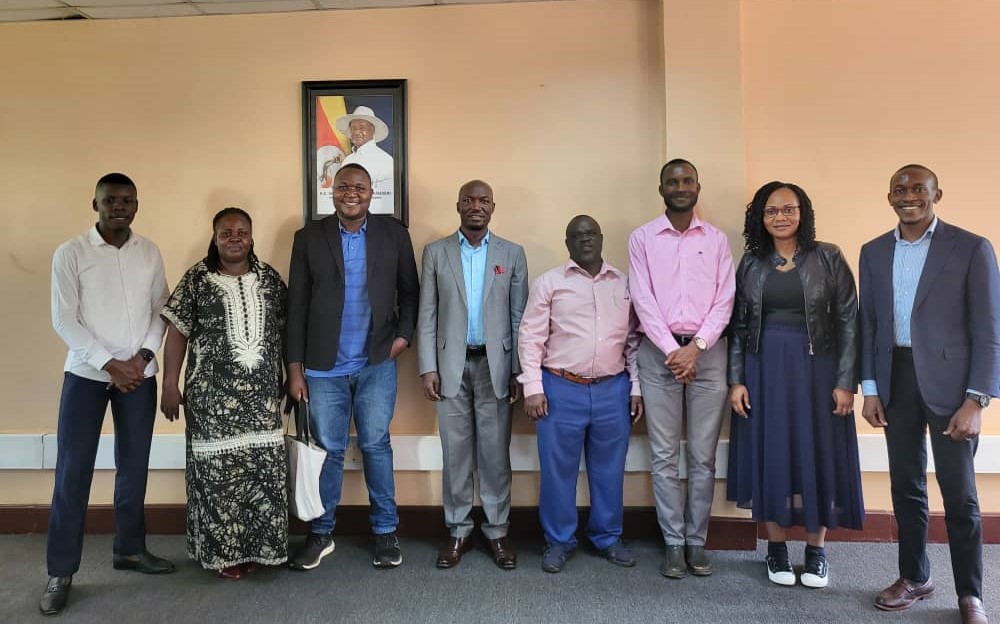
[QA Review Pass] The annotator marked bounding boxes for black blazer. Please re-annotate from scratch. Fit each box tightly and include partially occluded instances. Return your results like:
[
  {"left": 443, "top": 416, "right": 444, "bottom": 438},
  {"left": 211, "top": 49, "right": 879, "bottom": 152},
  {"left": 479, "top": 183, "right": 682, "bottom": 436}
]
[
  {"left": 859, "top": 219, "right": 1000, "bottom": 416},
  {"left": 286, "top": 214, "right": 419, "bottom": 371}
]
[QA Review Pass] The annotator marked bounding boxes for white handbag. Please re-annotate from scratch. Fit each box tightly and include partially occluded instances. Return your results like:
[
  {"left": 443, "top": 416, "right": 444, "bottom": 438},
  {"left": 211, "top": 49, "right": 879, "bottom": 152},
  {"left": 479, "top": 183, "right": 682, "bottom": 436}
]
[{"left": 284, "top": 400, "right": 327, "bottom": 522}]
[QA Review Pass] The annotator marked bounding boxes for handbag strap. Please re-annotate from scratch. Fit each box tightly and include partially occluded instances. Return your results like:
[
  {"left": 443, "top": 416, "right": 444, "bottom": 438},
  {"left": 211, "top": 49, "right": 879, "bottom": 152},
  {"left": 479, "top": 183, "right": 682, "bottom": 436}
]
[{"left": 283, "top": 396, "right": 313, "bottom": 443}]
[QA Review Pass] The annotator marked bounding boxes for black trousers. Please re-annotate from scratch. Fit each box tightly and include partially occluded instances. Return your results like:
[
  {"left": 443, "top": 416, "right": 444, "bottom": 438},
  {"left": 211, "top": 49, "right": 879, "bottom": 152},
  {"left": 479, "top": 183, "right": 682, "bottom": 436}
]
[
  {"left": 46, "top": 373, "right": 157, "bottom": 577},
  {"left": 884, "top": 348, "right": 982, "bottom": 598}
]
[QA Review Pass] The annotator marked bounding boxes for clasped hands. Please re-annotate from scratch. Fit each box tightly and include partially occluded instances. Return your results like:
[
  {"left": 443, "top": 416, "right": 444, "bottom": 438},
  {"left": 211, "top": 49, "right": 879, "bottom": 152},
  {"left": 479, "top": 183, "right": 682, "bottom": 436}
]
[
  {"left": 104, "top": 354, "right": 147, "bottom": 394},
  {"left": 665, "top": 343, "right": 699, "bottom": 383}
]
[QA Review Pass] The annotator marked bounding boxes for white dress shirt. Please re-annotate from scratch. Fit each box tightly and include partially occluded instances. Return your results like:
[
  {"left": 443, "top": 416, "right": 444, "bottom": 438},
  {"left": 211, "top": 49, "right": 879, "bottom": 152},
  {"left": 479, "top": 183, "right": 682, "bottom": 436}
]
[
  {"left": 51, "top": 225, "right": 169, "bottom": 382},
  {"left": 341, "top": 140, "right": 395, "bottom": 216}
]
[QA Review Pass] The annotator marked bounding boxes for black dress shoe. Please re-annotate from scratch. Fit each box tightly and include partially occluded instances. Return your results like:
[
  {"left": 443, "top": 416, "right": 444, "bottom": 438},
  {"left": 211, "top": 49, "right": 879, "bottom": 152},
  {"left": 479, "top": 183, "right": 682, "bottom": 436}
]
[
  {"left": 113, "top": 550, "right": 176, "bottom": 574},
  {"left": 685, "top": 545, "right": 713, "bottom": 576},
  {"left": 39, "top": 576, "right": 72, "bottom": 616},
  {"left": 660, "top": 545, "right": 687, "bottom": 579}
]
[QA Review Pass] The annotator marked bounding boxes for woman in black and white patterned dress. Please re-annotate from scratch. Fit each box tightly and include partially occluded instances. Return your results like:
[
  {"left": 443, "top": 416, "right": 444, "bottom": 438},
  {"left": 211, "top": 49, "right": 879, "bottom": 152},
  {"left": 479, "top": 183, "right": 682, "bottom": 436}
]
[{"left": 160, "top": 207, "right": 288, "bottom": 579}]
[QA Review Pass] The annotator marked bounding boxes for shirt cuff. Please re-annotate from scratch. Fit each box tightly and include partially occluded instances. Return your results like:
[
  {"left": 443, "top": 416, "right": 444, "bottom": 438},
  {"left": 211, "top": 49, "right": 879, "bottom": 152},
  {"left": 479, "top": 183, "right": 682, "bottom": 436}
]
[
  {"left": 87, "top": 348, "right": 115, "bottom": 372},
  {"left": 521, "top": 380, "right": 544, "bottom": 398},
  {"left": 630, "top": 381, "right": 641, "bottom": 397},
  {"left": 861, "top": 380, "right": 878, "bottom": 397}
]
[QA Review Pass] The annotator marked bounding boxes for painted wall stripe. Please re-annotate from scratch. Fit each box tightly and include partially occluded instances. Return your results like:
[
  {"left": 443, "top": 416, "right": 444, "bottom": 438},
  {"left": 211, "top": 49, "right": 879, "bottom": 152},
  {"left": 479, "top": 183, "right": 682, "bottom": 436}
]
[{"left": 1, "top": 433, "right": 996, "bottom": 474}]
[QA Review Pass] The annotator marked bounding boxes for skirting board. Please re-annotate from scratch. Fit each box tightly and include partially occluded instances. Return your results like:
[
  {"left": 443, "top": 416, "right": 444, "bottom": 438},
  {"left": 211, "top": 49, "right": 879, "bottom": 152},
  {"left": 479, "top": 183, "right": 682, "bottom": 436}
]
[
  {"left": 1, "top": 505, "right": 998, "bottom": 548},
  {"left": 2, "top": 433, "right": 999, "bottom": 473}
]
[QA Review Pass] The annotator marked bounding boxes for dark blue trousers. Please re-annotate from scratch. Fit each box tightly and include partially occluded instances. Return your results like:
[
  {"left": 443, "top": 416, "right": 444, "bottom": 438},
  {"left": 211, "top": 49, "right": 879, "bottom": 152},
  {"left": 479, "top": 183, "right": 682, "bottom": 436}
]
[
  {"left": 47, "top": 373, "right": 157, "bottom": 577},
  {"left": 536, "top": 370, "right": 631, "bottom": 551}
]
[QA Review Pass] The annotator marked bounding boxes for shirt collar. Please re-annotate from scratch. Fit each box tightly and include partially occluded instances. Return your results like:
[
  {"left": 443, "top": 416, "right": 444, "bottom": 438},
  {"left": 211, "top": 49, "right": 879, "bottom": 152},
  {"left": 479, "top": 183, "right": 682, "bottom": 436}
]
[
  {"left": 893, "top": 216, "right": 938, "bottom": 243},
  {"left": 339, "top": 218, "right": 367, "bottom": 235},
  {"left": 458, "top": 229, "right": 490, "bottom": 249},
  {"left": 654, "top": 212, "right": 705, "bottom": 234},
  {"left": 564, "top": 259, "right": 622, "bottom": 279},
  {"left": 88, "top": 224, "right": 133, "bottom": 247}
]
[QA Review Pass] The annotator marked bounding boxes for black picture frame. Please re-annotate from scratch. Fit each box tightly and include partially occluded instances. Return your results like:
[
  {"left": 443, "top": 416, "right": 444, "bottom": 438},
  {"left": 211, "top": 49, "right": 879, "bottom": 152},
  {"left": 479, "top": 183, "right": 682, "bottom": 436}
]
[{"left": 302, "top": 79, "right": 408, "bottom": 225}]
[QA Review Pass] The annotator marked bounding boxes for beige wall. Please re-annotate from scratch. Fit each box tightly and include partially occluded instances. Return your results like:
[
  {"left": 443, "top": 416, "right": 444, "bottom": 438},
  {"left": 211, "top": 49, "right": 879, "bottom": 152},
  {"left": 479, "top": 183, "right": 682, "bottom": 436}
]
[{"left": 1, "top": 0, "right": 998, "bottom": 516}]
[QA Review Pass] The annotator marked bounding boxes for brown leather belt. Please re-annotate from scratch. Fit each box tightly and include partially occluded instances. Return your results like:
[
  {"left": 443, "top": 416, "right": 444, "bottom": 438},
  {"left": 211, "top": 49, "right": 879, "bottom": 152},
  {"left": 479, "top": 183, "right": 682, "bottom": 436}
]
[{"left": 545, "top": 367, "right": 619, "bottom": 385}]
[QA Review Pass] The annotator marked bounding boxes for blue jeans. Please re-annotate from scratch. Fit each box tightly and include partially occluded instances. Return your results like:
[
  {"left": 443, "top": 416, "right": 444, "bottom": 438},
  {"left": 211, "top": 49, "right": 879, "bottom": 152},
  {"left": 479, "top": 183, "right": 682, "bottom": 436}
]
[
  {"left": 47, "top": 373, "right": 157, "bottom": 576},
  {"left": 306, "top": 359, "right": 399, "bottom": 535},
  {"left": 536, "top": 370, "right": 631, "bottom": 551}
]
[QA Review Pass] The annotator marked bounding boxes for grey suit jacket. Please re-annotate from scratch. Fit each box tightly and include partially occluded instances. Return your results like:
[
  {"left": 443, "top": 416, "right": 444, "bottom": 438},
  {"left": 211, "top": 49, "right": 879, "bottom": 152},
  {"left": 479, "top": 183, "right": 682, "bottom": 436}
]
[
  {"left": 417, "top": 231, "right": 529, "bottom": 398},
  {"left": 859, "top": 219, "right": 1000, "bottom": 416}
]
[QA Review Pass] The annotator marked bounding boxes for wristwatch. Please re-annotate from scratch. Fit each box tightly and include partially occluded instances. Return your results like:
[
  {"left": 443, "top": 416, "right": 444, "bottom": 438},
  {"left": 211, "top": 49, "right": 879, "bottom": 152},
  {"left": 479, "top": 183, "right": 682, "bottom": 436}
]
[
  {"left": 693, "top": 337, "right": 707, "bottom": 351},
  {"left": 966, "top": 391, "right": 990, "bottom": 408},
  {"left": 138, "top": 348, "right": 155, "bottom": 363}
]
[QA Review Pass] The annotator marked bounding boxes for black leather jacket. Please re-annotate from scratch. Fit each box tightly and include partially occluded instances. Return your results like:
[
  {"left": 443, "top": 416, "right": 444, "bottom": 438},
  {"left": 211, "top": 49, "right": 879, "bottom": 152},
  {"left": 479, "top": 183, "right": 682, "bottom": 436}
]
[{"left": 727, "top": 242, "right": 859, "bottom": 390}]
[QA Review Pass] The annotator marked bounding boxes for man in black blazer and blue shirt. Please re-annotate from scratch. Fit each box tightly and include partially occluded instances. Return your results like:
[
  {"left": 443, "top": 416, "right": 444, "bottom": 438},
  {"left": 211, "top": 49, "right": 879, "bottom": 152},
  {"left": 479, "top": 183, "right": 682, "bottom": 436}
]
[
  {"left": 860, "top": 164, "right": 1000, "bottom": 624},
  {"left": 286, "top": 163, "right": 419, "bottom": 571}
]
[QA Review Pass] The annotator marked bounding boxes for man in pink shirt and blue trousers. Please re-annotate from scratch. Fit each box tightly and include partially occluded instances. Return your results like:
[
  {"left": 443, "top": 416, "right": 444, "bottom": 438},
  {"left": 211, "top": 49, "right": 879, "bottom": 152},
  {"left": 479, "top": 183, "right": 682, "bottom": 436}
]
[
  {"left": 519, "top": 215, "right": 644, "bottom": 573},
  {"left": 628, "top": 159, "right": 735, "bottom": 579}
]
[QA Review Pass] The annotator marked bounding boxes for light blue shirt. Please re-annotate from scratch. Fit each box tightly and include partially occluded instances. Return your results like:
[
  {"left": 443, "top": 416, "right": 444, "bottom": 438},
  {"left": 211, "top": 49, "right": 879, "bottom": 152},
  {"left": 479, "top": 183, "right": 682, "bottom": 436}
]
[
  {"left": 861, "top": 218, "right": 983, "bottom": 399},
  {"left": 459, "top": 230, "right": 490, "bottom": 346},
  {"left": 306, "top": 220, "right": 372, "bottom": 378}
]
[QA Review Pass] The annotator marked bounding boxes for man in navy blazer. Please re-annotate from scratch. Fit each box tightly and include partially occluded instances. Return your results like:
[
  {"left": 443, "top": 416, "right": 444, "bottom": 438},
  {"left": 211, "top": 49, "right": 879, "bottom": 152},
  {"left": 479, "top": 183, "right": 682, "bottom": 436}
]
[
  {"left": 286, "top": 163, "right": 419, "bottom": 571},
  {"left": 860, "top": 164, "right": 1000, "bottom": 624}
]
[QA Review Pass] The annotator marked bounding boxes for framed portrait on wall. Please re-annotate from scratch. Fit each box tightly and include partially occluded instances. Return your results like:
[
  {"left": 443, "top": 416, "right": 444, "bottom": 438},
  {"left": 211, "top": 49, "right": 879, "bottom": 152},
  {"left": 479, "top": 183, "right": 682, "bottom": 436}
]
[{"left": 302, "top": 79, "right": 408, "bottom": 225}]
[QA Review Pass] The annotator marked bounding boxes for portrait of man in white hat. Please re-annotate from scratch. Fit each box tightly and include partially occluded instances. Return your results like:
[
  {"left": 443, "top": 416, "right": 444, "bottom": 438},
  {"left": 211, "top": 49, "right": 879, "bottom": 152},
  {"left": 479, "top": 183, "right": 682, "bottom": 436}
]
[{"left": 336, "top": 105, "right": 395, "bottom": 215}]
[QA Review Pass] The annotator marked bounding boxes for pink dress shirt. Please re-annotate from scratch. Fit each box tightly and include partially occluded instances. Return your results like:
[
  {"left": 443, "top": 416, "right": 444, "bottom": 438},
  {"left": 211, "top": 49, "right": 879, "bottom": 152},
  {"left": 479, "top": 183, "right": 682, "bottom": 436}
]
[
  {"left": 627, "top": 213, "right": 735, "bottom": 356},
  {"left": 517, "top": 260, "right": 641, "bottom": 398}
]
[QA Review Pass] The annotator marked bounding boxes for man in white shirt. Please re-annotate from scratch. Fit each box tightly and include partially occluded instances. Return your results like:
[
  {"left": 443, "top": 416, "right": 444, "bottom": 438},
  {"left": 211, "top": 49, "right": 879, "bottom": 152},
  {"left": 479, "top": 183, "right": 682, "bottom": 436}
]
[
  {"left": 40, "top": 173, "right": 173, "bottom": 617},
  {"left": 336, "top": 106, "right": 395, "bottom": 216}
]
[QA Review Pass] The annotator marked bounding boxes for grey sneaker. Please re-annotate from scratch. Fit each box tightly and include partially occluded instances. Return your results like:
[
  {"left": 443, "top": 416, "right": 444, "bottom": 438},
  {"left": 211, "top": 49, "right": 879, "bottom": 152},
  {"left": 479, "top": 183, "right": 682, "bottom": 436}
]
[
  {"left": 373, "top": 532, "right": 402, "bottom": 568},
  {"left": 542, "top": 543, "right": 575, "bottom": 573},
  {"left": 289, "top": 532, "right": 335, "bottom": 570},
  {"left": 660, "top": 545, "right": 687, "bottom": 579},
  {"left": 599, "top": 539, "right": 636, "bottom": 567}
]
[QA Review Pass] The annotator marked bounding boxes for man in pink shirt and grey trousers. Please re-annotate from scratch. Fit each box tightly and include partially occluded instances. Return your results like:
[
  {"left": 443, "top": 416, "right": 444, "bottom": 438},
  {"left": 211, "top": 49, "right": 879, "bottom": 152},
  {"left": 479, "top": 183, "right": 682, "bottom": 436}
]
[{"left": 628, "top": 159, "right": 735, "bottom": 579}]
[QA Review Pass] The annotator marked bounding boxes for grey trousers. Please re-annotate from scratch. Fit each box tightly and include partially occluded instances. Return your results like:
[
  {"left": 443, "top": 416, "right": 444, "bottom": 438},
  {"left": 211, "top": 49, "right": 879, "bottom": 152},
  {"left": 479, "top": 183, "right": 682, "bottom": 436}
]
[
  {"left": 437, "top": 353, "right": 513, "bottom": 539},
  {"left": 638, "top": 336, "right": 728, "bottom": 546}
]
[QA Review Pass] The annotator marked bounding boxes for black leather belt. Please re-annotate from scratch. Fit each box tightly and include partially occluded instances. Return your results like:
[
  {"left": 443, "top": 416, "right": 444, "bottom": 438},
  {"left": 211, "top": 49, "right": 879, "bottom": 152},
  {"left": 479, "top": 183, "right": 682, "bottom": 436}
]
[
  {"left": 672, "top": 333, "right": 695, "bottom": 346},
  {"left": 466, "top": 344, "right": 487, "bottom": 356}
]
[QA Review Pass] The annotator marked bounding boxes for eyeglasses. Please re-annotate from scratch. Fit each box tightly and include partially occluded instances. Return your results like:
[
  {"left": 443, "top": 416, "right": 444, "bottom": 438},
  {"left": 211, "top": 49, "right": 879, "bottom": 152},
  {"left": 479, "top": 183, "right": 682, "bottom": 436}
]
[{"left": 763, "top": 206, "right": 799, "bottom": 219}]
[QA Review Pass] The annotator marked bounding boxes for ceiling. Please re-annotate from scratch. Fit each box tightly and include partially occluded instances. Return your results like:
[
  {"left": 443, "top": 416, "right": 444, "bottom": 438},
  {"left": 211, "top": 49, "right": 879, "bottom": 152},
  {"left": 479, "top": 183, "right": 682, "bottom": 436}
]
[{"left": 0, "top": 0, "right": 566, "bottom": 23}]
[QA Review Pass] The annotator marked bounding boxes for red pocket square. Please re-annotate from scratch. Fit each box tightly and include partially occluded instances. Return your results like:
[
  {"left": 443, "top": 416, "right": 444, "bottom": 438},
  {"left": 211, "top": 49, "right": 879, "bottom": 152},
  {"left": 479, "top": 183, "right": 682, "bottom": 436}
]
[{"left": 494, "top": 265, "right": 505, "bottom": 275}]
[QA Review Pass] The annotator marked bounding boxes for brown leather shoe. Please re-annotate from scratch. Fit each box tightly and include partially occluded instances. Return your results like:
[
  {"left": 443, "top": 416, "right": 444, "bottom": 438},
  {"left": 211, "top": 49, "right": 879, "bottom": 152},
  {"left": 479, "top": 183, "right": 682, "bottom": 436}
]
[
  {"left": 959, "top": 596, "right": 989, "bottom": 624},
  {"left": 874, "top": 577, "right": 935, "bottom": 611},
  {"left": 436, "top": 536, "right": 474, "bottom": 569},
  {"left": 487, "top": 537, "right": 517, "bottom": 570}
]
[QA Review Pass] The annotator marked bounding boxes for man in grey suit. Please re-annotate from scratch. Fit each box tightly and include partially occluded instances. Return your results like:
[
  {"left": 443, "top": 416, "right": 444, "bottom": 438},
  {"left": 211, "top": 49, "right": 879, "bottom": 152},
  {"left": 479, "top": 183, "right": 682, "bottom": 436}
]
[
  {"left": 860, "top": 164, "right": 1000, "bottom": 624},
  {"left": 418, "top": 179, "right": 528, "bottom": 570}
]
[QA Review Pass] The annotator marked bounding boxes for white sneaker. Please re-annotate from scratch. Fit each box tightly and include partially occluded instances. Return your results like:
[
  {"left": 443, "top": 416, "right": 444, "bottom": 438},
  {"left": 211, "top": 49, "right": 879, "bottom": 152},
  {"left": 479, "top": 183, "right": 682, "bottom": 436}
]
[
  {"left": 800, "top": 553, "right": 829, "bottom": 588},
  {"left": 766, "top": 554, "right": 796, "bottom": 586}
]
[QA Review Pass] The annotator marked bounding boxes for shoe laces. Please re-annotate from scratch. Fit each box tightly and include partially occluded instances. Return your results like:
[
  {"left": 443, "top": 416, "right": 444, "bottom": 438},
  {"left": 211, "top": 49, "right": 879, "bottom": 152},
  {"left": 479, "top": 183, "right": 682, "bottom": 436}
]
[{"left": 376, "top": 533, "right": 399, "bottom": 549}]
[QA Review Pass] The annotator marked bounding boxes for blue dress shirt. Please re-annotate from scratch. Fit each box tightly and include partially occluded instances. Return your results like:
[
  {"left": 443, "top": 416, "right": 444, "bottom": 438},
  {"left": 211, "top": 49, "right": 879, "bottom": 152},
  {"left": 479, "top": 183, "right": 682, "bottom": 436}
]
[
  {"left": 459, "top": 230, "right": 490, "bottom": 346},
  {"left": 306, "top": 220, "right": 372, "bottom": 377}
]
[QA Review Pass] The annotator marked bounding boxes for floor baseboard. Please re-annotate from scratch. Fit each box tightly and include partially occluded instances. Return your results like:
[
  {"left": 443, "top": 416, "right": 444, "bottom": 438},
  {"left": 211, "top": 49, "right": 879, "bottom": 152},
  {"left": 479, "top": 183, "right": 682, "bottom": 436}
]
[{"left": 2, "top": 505, "right": 997, "bottom": 548}]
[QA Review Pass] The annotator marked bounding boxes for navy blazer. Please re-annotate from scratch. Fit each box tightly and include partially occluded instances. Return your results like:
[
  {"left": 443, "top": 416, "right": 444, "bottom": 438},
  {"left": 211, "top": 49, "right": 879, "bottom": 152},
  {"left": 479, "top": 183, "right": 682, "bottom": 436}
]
[
  {"left": 859, "top": 219, "right": 1000, "bottom": 416},
  {"left": 286, "top": 214, "right": 419, "bottom": 371}
]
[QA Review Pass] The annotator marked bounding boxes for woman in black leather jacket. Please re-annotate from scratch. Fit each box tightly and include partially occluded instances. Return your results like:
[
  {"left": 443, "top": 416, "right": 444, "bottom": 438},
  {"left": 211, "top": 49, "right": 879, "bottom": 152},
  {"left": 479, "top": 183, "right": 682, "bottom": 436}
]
[{"left": 726, "top": 181, "right": 863, "bottom": 589}]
